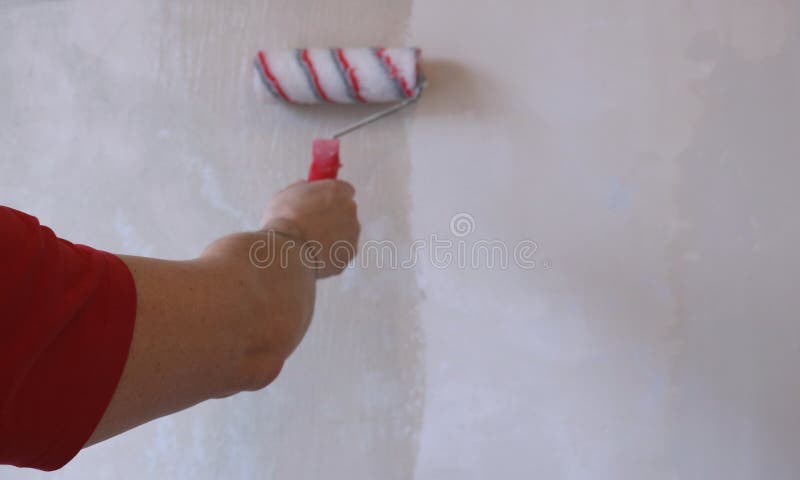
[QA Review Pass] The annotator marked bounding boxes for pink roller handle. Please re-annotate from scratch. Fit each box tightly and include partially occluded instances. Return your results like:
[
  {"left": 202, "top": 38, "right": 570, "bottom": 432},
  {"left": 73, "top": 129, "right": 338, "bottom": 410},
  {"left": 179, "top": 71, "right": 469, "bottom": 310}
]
[{"left": 308, "top": 139, "right": 341, "bottom": 181}]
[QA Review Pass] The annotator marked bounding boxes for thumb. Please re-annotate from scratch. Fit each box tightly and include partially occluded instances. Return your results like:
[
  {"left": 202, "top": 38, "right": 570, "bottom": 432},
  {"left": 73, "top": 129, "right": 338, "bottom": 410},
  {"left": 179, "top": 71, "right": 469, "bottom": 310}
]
[{"left": 281, "top": 179, "right": 307, "bottom": 191}]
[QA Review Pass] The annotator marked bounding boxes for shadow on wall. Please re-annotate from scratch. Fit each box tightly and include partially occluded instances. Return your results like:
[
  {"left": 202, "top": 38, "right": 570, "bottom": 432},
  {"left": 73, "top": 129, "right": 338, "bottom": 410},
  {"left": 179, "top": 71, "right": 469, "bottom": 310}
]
[{"left": 417, "top": 59, "right": 495, "bottom": 117}]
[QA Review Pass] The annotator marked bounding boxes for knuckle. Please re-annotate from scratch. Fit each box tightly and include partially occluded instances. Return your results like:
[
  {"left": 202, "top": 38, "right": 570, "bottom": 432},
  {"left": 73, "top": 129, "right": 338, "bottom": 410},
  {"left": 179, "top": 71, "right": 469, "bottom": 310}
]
[
  {"left": 337, "top": 180, "right": 355, "bottom": 196},
  {"left": 315, "top": 180, "right": 337, "bottom": 196},
  {"left": 322, "top": 187, "right": 338, "bottom": 203},
  {"left": 242, "top": 357, "right": 285, "bottom": 392}
]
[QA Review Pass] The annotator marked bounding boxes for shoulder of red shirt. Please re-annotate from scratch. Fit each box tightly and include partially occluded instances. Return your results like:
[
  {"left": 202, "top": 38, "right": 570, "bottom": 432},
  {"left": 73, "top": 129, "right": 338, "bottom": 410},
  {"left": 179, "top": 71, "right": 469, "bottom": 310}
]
[{"left": 0, "top": 206, "right": 137, "bottom": 471}]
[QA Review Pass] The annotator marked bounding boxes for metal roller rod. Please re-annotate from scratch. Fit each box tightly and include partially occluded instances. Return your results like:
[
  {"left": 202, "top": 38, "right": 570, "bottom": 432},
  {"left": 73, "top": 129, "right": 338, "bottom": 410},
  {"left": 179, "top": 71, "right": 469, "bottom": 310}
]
[{"left": 332, "top": 82, "right": 427, "bottom": 139}]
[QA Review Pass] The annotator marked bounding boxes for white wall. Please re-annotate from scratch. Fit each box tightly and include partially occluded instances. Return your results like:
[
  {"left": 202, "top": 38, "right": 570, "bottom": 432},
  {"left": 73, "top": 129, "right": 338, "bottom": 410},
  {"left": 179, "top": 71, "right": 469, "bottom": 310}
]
[{"left": 2, "top": 1, "right": 800, "bottom": 479}]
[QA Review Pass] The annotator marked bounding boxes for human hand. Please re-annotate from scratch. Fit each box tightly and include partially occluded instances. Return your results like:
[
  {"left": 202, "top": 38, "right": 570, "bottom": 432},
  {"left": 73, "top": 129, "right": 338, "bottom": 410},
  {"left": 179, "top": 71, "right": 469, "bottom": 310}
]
[{"left": 261, "top": 179, "right": 360, "bottom": 278}]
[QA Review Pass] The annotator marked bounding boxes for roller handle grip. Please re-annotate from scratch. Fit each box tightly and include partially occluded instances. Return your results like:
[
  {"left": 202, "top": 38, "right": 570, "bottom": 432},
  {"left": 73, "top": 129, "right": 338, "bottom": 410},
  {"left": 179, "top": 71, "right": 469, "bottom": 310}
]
[{"left": 308, "top": 139, "right": 342, "bottom": 181}]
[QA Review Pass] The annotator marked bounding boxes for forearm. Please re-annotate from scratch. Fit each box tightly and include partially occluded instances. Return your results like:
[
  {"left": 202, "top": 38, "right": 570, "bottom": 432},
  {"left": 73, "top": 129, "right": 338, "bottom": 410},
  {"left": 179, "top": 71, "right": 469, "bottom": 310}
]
[
  {"left": 88, "top": 228, "right": 315, "bottom": 445},
  {"left": 85, "top": 178, "right": 357, "bottom": 447}
]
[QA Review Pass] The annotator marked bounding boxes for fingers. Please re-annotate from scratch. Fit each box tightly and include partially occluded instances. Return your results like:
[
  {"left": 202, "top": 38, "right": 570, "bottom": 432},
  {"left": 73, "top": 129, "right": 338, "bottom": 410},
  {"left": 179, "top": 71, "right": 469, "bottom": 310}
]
[
  {"left": 335, "top": 180, "right": 355, "bottom": 199},
  {"left": 311, "top": 179, "right": 355, "bottom": 200}
]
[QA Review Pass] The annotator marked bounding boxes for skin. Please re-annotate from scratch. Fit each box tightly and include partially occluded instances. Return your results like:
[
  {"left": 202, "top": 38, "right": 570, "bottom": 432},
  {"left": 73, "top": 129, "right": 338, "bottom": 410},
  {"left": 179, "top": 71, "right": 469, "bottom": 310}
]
[{"left": 87, "top": 179, "right": 360, "bottom": 445}]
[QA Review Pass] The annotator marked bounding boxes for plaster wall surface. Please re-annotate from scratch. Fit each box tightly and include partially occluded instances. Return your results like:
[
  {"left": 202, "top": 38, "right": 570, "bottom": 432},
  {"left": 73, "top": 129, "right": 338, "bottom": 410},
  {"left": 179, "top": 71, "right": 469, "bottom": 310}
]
[{"left": 1, "top": 1, "right": 799, "bottom": 479}]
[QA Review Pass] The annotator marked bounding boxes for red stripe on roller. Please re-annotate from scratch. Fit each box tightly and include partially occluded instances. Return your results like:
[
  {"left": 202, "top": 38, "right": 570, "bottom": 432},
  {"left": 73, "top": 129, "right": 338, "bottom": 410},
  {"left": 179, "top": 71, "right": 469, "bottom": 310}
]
[
  {"left": 336, "top": 48, "right": 367, "bottom": 103},
  {"left": 302, "top": 49, "right": 332, "bottom": 102},
  {"left": 258, "top": 51, "right": 291, "bottom": 103},
  {"left": 375, "top": 47, "right": 414, "bottom": 98}
]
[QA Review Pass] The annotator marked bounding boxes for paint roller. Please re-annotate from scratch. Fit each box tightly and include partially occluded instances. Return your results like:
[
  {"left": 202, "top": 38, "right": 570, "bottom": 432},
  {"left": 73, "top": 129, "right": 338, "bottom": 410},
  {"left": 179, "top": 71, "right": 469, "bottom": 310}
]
[{"left": 254, "top": 47, "right": 425, "bottom": 181}]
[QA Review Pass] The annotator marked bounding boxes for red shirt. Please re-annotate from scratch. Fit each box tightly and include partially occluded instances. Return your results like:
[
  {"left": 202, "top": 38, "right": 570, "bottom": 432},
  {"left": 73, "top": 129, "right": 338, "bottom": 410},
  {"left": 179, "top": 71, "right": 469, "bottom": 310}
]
[{"left": 0, "top": 206, "right": 136, "bottom": 470}]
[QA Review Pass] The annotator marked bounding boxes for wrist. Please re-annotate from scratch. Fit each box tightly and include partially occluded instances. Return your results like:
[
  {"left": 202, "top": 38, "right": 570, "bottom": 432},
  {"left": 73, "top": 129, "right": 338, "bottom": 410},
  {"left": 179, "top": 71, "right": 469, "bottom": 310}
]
[{"left": 261, "top": 217, "right": 305, "bottom": 242}]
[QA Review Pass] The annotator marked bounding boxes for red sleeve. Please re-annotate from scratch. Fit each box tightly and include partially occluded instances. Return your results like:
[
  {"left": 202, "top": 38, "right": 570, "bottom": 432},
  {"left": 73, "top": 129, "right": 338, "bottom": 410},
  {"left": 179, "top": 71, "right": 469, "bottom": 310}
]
[{"left": 0, "top": 206, "right": 137, "bottom": 471}]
